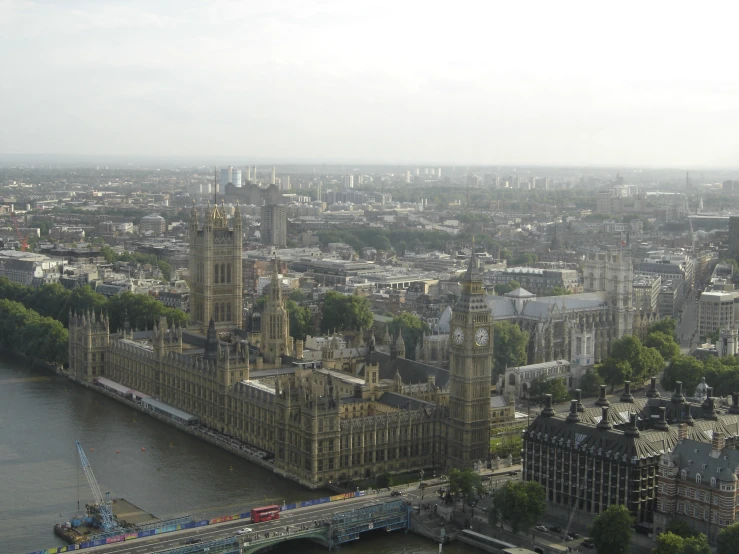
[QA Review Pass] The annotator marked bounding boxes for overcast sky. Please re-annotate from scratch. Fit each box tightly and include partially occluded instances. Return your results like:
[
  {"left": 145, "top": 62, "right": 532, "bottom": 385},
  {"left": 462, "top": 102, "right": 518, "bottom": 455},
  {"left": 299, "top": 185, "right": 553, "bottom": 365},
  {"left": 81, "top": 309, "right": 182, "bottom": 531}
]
[{"left": 2, "top": 0, "right": 738, "bottom": 167}]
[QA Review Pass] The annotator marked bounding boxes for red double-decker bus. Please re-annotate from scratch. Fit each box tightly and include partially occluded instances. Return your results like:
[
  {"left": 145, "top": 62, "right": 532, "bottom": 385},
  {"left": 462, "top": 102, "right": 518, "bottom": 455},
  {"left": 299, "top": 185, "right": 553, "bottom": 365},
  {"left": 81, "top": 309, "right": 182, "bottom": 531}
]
[{"left": 250, "top": 505, "right": 280, "bottom": 523}]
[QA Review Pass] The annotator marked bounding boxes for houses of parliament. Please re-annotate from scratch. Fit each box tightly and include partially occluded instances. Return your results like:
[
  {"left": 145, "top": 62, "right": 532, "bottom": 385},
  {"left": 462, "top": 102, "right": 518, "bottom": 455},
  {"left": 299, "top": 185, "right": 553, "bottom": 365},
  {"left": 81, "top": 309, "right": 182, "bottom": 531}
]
[{"left": 68, "top": 202, "right": 493, "bottom": 488}]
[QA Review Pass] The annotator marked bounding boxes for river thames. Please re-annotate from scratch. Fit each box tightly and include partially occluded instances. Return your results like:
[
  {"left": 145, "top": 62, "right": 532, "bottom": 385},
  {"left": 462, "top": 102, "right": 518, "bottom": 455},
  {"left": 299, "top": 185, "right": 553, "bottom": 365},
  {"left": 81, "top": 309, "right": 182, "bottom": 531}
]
[{"left": 1, "top": 359, "right": 468, "bottom": 554}]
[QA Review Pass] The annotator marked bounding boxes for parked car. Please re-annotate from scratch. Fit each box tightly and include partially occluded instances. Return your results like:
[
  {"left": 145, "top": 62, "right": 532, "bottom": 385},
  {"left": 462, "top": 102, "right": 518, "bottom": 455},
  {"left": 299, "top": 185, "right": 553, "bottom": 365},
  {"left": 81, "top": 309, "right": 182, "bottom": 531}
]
[
  {"left": 390, "top": 490, "right": 402, "bottom": 497},
  {"left": 535, "top": 525, "right": 548, "bottom": 532},
  {"left": 564, "top": 535, "right": 575, "bottom": 541},
  {"left": 508, "top": 471, "right": 518, "bottom": 476},
  {"left": 549, "top": 526, "right": 563, "bottom": 534},
  {"left": 569, "top": 532, "right": 579, "bottom": 539},
  {"left": 582, "top": 538, "right": 595, "bottom": 548}
]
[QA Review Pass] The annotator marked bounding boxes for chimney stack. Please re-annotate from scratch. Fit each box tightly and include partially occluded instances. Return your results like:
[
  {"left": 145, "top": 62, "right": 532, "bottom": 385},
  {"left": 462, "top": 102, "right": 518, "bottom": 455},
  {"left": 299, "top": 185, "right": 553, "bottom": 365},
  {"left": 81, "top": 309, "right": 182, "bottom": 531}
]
[
  {"left": 620, "top": 381, "right": 634, "bottom": 403},
  {"left": 677, "top": 422, "right": 688, "bottom": 443},
  {"left": 566, "top": 399, "right": 580, "bottom": 423},
  {"left": 646, "top": 376, "right": 661, "bottom": 398},
  {"left": 681, "top": 401, "right": 694, "bottom": 425},
  {"left": 712, "top": 431, "right": 726, "bottom": 457},
  {"left": 575, "top": 388, "right": 584, "bottom": 412},
  {"left": 597, "top": 406, "right": 612, "bottom": 430},
  {"left": 625, "top": 413, "right": 640, "bottom": 437},
  {"left": 541, "top": 394, "right": 555, "bottom": 417},
  {"left": 654, "top": 407, "right": 669, "bottom": 431},
  {"left": 672, "top": 381, "right": 685, "bottom": 404},
  {"left": 731, "top": 392, "right": 739, "bottom": 414},
  {"left": 595, "top": 385, "right": 610, "bottom": 407}
]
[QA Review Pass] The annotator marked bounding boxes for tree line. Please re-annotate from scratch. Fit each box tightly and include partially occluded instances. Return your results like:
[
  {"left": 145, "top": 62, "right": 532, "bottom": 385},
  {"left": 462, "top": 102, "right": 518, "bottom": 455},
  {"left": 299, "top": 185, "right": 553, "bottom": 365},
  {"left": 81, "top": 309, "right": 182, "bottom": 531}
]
[
  {"left": 0, "top": 278, "right": 188, "bottom": 333},
  {"left": 0, "top": 299, "right": 68, "bottom": 366}
]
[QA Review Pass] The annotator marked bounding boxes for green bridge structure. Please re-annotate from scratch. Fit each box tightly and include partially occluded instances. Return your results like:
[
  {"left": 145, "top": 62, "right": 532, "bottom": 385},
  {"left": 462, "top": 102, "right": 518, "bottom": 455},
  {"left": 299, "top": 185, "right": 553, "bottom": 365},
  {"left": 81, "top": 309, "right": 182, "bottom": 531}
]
[{"left": 156, "top": 500, "right": 412, "bottom": 554}]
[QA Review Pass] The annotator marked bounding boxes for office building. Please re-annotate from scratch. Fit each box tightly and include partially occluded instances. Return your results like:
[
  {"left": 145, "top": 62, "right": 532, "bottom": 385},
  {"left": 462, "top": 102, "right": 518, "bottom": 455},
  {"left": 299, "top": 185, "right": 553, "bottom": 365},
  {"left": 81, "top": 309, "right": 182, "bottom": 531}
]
[{"left": 730, "top": 216, "right": 739, "bottom": 258}]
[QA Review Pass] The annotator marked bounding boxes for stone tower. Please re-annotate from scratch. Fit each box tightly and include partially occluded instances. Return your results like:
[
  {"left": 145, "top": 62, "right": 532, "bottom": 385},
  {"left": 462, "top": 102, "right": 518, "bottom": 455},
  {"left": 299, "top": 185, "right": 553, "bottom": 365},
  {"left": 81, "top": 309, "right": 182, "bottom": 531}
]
[
  {"left": 447, "top": 250, "right": 494, "bottom": 469},
  {"left": 189, "top": 201, "right": 243, "bottom": 333},
  {"left": 260, "top": 257, "right": 291, "bottom": 364},
  {"left": 68, "top": 309, "right": 110, "bottom": 382},
  {"left": 583, "top": 248, "right": 633, "bottom": 339}
]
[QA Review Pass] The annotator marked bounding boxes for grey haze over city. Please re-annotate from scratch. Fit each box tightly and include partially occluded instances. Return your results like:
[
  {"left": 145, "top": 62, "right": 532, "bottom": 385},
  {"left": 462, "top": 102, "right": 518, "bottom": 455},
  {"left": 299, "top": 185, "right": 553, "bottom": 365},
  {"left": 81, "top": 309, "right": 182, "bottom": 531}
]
[{"left": 2, "top": 0, "right": 739, "bottom": 168}]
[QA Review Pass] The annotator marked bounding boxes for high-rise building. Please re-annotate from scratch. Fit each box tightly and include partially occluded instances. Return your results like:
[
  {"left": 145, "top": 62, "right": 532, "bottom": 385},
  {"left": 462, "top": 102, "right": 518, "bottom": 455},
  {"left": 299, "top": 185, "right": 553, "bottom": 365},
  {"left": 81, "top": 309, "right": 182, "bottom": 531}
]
[
  {"left": 447, "top": 251, "right": 494, "bottom": 468},
  {"left": 271, "top": 166, "right": 276, "bottom": 185},
  {"left": 232, "top": 168, "right": 242, "bottom": 188},
  {"left": 283, "top": 175, "right": 291, "bottom": 191},
  {"left": 139, "top": 213, "right": 166, "bottom": 236},
  {"left": 261, "top": 204, "right": 287, "bottom": 248},
  {"left": 405, "top": 171, "right": 411, "bottom": 184},
  {"left": 189, "top": 203, "right": 243, "bottom": 333},
  {"left": 246, "top": 166, "right": 252, "bottom": 182},
  {"left": 729, "top": 217, "right": 739, "bottom": 258},
  {"left": 343, "top": 174, "right": 354, "bottom": 189},
  {"left": 220, "top": 167, "right": 233, "bottom": 189},
  {"left": 316, "top": 182, "right": 322, "bottom": 203}
]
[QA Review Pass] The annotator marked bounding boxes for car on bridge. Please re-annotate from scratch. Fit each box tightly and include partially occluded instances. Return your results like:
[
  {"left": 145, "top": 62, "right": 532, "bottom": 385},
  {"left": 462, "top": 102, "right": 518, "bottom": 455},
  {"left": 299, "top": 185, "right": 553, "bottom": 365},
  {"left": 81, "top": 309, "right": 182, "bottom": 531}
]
[
  {"left": 235, "top": 527, "right": 253, "bottom": 536},
  {"left": 390, "top": 490, "right": 403, "bottom": 497}
]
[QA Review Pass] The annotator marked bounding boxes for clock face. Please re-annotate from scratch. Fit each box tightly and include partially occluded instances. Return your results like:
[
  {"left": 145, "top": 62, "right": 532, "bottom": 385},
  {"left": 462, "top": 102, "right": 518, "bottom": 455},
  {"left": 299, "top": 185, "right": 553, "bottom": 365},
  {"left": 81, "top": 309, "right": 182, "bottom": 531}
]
[
  {"left": 453, "top": 327, "right": 465, "bottom": 345},
  {"left": 475, "top": 327, "right": 489, "bottom": 346}
]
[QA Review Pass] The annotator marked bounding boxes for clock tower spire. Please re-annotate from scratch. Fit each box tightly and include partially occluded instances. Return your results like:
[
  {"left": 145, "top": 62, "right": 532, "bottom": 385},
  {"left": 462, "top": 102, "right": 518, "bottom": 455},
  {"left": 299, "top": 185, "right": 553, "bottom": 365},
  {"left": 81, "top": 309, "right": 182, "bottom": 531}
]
[{"left": 447, "top": 247, "right": 493, "bottom": 469}]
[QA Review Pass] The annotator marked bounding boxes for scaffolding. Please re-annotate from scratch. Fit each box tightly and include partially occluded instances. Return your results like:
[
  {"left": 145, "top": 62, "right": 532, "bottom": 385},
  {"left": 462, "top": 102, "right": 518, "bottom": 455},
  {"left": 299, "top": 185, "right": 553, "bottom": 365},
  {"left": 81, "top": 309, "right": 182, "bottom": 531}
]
[{"left": 328, "top": 500, "right": 410, "bottom": 549}]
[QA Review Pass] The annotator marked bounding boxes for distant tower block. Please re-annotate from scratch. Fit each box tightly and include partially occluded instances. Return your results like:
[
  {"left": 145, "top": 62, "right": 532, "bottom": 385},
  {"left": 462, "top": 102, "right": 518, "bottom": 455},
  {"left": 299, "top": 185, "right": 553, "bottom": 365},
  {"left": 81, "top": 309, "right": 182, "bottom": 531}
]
[
  {"left": 246, "top": 166, "right": 252, "bottom": 182},
  {"left": 271, "top": 166, "right": 276, "bottom": 185}
]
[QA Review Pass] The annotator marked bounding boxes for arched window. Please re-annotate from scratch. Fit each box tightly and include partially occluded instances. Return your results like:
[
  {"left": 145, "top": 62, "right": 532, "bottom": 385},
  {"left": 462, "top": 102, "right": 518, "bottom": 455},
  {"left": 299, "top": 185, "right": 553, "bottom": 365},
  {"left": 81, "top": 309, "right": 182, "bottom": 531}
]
[
  {"left": 214, "top": 303, "right": 220, "bottom": 322},
  {"left": 696, "top": 474, "right": 702, "bottom": 484},
  {"left": 221, "top": 264, "right": 225, "bottom": 284},
  {"left": 681, "top": 469, "right": 687, "bottom": 480},
  {"left": 226, "top": 263, "right": 231, "bottom": 284},
  {"left": 226, "top": 304, "right": 231, "bottom": 322},
  {"left": 711, "top": 477, "right": 717, "bottom": 487},
  {"left": 214, "top": 263, "right": 219, "bottom": 284}
]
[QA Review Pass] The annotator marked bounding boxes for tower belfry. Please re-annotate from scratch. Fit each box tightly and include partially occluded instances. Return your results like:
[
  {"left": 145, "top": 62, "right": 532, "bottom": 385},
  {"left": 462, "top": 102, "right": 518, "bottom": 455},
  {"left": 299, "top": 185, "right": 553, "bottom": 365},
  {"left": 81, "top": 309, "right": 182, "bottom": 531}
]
[
  {"left": 447, "top": 249, "right": 493, "bottom": 468},
  {"left": 260, "top": 257, "right": 291, "bottom": 364},
  {"left": 189, "top": 198, "right": 243, "bottom": 333}
]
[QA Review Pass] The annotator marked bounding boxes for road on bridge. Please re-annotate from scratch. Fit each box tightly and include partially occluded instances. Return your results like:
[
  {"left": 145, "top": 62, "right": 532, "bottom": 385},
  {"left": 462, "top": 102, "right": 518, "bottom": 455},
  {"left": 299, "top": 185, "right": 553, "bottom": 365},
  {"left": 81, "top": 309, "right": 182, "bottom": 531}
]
[{"left": 81, "top": 484, "right": 438, "bottom": 554}]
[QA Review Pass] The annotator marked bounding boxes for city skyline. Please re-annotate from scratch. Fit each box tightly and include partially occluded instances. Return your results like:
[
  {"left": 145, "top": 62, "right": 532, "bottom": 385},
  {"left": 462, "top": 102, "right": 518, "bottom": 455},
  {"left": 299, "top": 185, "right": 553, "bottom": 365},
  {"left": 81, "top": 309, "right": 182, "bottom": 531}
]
[{"left": 2, "top": 1, "right": 739, "bottom": 167}]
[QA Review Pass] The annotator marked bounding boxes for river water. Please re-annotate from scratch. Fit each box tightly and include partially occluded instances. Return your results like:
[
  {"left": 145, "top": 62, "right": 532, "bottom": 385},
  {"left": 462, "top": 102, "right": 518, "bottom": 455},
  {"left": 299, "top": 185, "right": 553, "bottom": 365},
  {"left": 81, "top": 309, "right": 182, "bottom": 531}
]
[{"left": 1, "top": 359, "right": 468, "bottom": 554}]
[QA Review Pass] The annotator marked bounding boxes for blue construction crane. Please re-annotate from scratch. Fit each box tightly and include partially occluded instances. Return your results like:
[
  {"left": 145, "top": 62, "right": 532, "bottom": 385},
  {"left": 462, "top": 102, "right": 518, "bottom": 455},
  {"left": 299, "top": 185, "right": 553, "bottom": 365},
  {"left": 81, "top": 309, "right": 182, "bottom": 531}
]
[{"left": 76, "top": 440, "right": 117, "bottom": 531}]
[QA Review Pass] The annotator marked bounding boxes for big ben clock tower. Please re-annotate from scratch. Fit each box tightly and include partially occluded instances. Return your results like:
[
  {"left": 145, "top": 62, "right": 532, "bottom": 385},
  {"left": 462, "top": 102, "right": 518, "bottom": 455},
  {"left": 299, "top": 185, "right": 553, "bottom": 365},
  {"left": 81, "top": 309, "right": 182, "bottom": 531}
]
[{"left": 447, "top": 249, "right": 493, "bottom": 469}]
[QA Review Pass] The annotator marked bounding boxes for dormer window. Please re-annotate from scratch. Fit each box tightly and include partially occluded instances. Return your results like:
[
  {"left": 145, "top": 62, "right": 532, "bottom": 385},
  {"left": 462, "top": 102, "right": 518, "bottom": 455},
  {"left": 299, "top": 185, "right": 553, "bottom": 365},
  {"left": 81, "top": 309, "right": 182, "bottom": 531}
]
[
  {"left": 702, "top": 464, "right": 707, "bottom": 469},
  {"left": 696, "top": 474, "right": 702, "bottom": 484},
  {"left": 681, "top": 470, "right": 688, "bottom": 479},
  {"left": 711, "top": 477, "right": 717, "bottom": 487}
]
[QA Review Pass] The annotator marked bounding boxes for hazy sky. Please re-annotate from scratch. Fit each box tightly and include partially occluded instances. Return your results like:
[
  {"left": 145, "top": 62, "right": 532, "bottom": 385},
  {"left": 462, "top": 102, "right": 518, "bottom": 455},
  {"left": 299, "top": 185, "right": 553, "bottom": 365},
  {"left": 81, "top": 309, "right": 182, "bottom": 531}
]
[{"left": 2, "top": 0, "right": 739, "bottom": 167}]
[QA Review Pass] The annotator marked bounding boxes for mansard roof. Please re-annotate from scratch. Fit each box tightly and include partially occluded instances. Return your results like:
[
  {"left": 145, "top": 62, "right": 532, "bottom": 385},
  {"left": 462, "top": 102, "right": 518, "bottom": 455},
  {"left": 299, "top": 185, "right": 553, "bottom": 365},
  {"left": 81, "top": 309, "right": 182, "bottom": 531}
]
[
  {"left": 377, "top": 392, "right": 435, "bottom": 411},
  {"left": 525, "top": 411, "right": 666, "bottom": 462},
  {"left": 670, "top": 439, "right": 739, "bottom": 483}
]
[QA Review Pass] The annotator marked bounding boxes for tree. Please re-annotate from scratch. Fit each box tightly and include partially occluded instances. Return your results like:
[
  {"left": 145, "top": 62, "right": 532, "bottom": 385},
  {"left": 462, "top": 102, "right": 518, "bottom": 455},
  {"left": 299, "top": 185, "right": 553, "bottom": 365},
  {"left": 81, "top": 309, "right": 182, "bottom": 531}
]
[
  {"left": 286, "top": 300, "right": 313, "bottom": 342},
  {"left": 597, "top": 359, "right": 632, "bottom": 391},
  {"left": 717, "top": 522, "right": 739, "bottom": 554},
  {"left": 633, "top": 347, "right": 665, "bottom": 382},
  {"left": 388, "top": 312, "right": 430, "bottom": 361},
  {"left": 716, "top": 523, "right": 739, "bottom": 554},
  {"left": 653, "top": 532, "right": 687, "bottom": 554},
  {"left": 448, "top": 468, "right": 484, "bottom": 499},
  {"left": 493, "top": 321, "right": 529, "bottom": 379},
  {"left": 547, "top": 286, "right": 571, "bottom": 296},
  {"left": 288, "top": 289, "right": 306, "bottom": 303},
  {"left": 488, "top": 481, "right": 546, "bottom": 534},
  {"left": 662, "top": 355, "right": 705, "bottom": 393},
  {"left": 590, "top": 504, "right": 632, "bottom": 554},
  {"left": 376, "top": 473, "right": 393, "bottom": 489},
  {"left": 611, "top": 335, "right": 643, "bottom": 365},
  {"left": 491, "top": 434, "right": 522, "bottom": 458},
  {"left": 666, "top": 520, "right": 699, "bottom": 539},
  {"left": 529, "top": 376, "right": 569, "bottom": 404},
  {"left": 644, "top": 331, "right": 680, "bottom": 362},
  {"left": 579, "top": 370, "right": 603, "bottom": 396},
  {"left": 320, "top": 291, "right": 373, "bottom": 333},
  {"left": 654, "top": 532, "right": 711, "bottom": 554},
  {"left": 494, "top": 280, "right": 520, "bottom": 296},
  {"left": 648, "top": 317, "right": 678, "bottom": 339}
]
